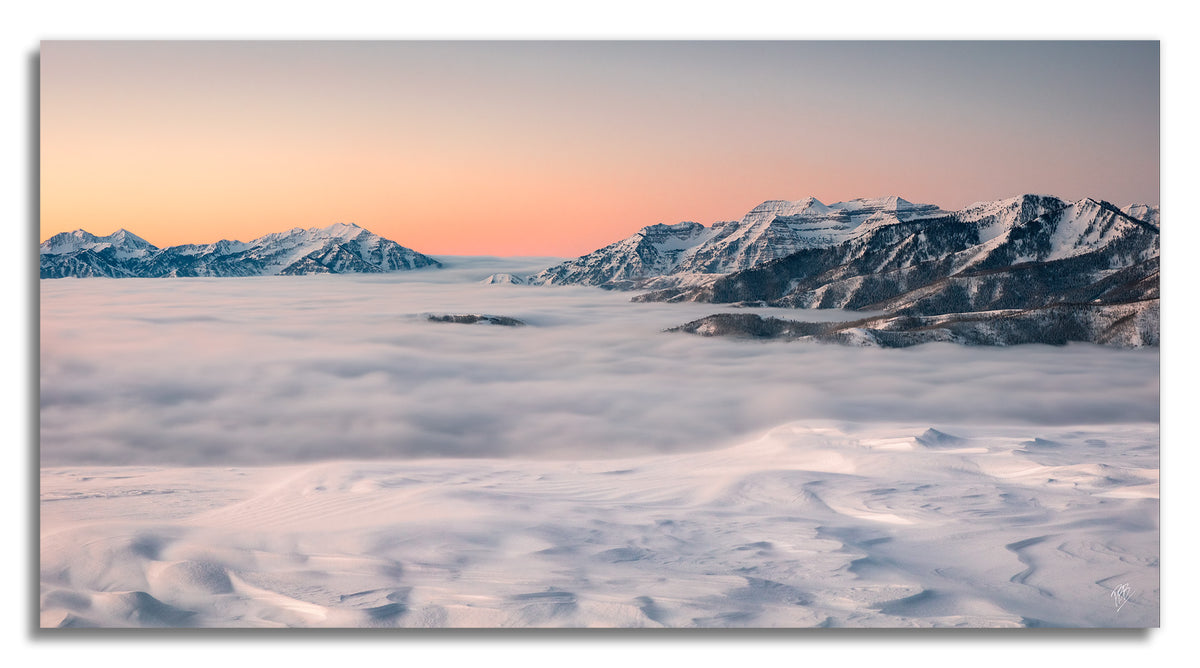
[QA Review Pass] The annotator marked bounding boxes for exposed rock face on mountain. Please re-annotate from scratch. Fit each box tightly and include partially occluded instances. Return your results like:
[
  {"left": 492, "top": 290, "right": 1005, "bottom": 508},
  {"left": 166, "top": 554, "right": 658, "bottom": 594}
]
[
  {"left": 40, "top": 223, "right": 441, "bottom": 278},
  {"left": 670, "top": 299, "right": 1158, "bottom": 348}
]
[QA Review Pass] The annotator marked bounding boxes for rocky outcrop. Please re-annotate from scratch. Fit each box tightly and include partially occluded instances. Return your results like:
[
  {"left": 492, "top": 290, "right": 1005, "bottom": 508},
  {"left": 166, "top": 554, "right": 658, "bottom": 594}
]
[{"left": 670, "top": 299, "right": 1158, "bottom": 348}]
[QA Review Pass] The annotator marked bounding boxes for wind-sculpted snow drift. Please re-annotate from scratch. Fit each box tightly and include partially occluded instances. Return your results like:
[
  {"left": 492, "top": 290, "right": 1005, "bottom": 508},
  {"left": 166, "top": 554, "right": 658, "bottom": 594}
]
[{"left": 41, "top": 422, "right": 1158, "bottom": 628}]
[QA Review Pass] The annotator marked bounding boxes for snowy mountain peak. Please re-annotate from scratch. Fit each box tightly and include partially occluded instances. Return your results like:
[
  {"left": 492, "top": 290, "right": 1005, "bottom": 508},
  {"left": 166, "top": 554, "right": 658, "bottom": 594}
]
[
  {"left": 316, "top": 222, "right": 366, "bottom": 238},
  {"left": 41, "top": 228, "right": 159, "bottom": 258},
  {"left": 107, "top": 228, "right": 153, "bottom": 244},
  {"left": 1072, "top": 197, "right": 1117, "bottom": 213},
  {"left": 962, "top": 193, "right": 1059, "bottom": 212},
  {"left": 799, "top": 196, "right": 831, "bottom": 213},
  {"left": 480, "top": 273, "right": 528, "bottom": 285},
  {"left": 744, "top": 197, "right": 832, "bottom": 221},
  {"left": 835, "top": 195, "right": 914, "bottom": 212},
  {"left": 40, "top": 230, "right": 95, "bottom": 254},
  {"left": 1122, "top": 203, "right": 1160, "bottom": 226}
]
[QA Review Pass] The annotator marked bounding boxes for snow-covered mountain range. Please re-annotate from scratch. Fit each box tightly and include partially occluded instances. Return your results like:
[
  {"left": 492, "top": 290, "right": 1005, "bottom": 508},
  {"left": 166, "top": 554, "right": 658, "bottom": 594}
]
[
  {"left": 530, "top": 196, "right": 951, "bottom": 287},
  {"left": 635, "top": 194, "right": 1159, "bottom": 310},
  {"left": 531, "top": 195, "right": 1158, "bottom": 291},
  {"left": 528, "top": 193, "right": 1159, "bottom": 347},
  {"left": 39, "top": 195, "right": 1160, "bottom": 347},
  {"left": 40, "top": 223, "right": 441, "bottom": 278}
]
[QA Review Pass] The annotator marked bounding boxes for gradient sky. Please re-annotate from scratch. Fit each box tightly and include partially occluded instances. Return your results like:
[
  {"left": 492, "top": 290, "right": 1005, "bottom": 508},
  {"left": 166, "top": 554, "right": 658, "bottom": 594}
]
[{"left": 40, "top": 41, "right": 1159, "bottom": 256}]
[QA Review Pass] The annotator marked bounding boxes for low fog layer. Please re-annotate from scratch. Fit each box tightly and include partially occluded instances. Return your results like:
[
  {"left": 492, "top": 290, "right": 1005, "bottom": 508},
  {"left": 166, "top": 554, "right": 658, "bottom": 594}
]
[{"left": 40, "top": 258, "right": 1160, "bottom": 466}]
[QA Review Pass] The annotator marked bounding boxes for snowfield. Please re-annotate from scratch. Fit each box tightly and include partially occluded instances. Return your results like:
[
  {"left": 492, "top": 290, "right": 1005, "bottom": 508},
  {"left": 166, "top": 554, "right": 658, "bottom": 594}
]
[
  {"left": 39, "top": 258, "right": 1159, "bottom": 627},
  {"left": 41, "top": 422, "right": 1158, "bottom": 628}
]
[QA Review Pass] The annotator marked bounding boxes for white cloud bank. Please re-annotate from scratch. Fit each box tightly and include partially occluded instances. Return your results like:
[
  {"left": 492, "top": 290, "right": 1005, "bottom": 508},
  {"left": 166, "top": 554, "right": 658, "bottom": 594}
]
[{"left": 40, "top": 258, "right": 1159, "bottom": 466}]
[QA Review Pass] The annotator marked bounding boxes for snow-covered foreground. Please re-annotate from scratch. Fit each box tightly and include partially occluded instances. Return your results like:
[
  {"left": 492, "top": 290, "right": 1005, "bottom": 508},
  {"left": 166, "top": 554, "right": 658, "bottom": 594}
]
[
  {"left": 40, "top": 259, "right": 1159, "bottom": 627},
  {"left": 41, "top": 422, "right": 1157, "bottom": 628}
]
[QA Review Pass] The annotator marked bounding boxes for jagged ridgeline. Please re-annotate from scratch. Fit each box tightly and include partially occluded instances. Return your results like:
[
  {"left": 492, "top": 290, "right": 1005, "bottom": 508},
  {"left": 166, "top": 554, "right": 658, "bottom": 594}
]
[
  {"left": 528, "top": 194, "right": 1159, "bottom": 347},
  {"left": 39, "top": 223, "right": 440, "bottom": 278}
]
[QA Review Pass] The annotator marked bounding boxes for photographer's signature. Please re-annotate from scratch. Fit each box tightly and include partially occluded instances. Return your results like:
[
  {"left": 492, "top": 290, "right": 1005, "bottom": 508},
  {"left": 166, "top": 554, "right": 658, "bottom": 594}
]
[{"left": 1111, "top": 583, "right": 1133, "bottom": 613}]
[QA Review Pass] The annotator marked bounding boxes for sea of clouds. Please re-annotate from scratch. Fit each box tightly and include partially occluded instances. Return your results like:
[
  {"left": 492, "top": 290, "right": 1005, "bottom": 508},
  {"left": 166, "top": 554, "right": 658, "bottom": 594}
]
[{"left": 40, "top": 257, "right": 1160, "bottom": 466}]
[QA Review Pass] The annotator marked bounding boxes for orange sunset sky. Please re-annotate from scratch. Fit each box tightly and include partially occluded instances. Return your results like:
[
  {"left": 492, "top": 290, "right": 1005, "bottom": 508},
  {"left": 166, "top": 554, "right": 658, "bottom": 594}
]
[{"left": 40, "top": 41, "right": 1159, "bottom": 257}]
